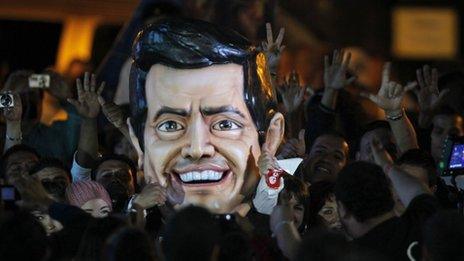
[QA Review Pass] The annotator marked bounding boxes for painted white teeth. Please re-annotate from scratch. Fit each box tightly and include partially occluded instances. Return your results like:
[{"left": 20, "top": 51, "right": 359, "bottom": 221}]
[{"left": 179, "top": 170, "right": 224, "bottom": 182}]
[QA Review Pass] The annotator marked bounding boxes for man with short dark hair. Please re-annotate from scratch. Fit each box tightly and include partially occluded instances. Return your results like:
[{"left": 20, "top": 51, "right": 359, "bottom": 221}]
[
  {"left": 297, "top": 132, "right": 349, "bottom": 184},
  {"left": 430, "top": 107, "right": 464, "bottom": 162},
  {"left": 336, "top": 143, "right": 440, "bottom": 260},
  {"left": 162, "top": 206, "right": 221, "bottom": 261},
  {"left": 1, "top": 144, "right": 40, "bottom": 184}
]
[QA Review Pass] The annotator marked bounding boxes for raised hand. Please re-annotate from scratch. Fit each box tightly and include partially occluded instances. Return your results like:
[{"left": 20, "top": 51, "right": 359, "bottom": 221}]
[
  {"left": 362, "top": 62, "right": 416, "bottom": 112},
  {"left": 276, "top": 71, "right": 308, "bottom": 113},
  {"left": 261, "top": 22, "right": 285, "bottom": 72},
  {"left": 370, "top": 137, "right": 394, "bottom": 170},
  {"left": 258, "top": 148, "right": 280, "bottom": 177},
  {"left": 277, "top": 129, "right": 306, "bottom": 159},
  {"left": 67, "top": 72, "right": 105, "bottom": 119},
  {"left": 324, "top": 49, "right": 356, "bottom": 90},
  {"left": 415, "top": 65, "right": 449, "bottom": 113},
  {"left": 133, "top": 182, "right": 167, "bottom": 209}
]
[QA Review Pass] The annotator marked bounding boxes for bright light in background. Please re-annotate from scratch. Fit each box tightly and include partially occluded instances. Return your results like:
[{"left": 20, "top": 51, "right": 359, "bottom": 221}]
[{"left": 55, "top": 16, "right": 98, "bottom": 72}]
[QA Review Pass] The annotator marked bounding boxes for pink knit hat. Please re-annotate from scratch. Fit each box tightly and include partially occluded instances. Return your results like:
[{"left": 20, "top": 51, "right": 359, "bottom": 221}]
[{"left": 66, "top": 181, "right": 113, "bottom": 211}]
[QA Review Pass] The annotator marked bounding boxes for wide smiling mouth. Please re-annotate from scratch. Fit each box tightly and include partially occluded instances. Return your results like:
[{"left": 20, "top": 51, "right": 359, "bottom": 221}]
[
  {"left": 314, "top": 164, "right": 331, "bottom": 175},
  {"left": 174, "top": 170, "right": 231, "bottom": 185}
]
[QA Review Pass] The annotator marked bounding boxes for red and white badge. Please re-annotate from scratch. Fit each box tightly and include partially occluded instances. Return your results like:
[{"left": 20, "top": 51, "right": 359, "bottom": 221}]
[{"left": 266, "top": 169, "right": 285, "bottom": 189}]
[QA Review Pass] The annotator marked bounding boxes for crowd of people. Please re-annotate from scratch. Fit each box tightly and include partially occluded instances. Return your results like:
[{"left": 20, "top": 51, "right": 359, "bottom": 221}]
[{"left": 1, "top": 0, "right": 464, "bottom": 261}]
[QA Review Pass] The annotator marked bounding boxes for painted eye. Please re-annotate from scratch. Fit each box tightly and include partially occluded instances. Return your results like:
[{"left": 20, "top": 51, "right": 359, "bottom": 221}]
[
  {"left": 212, "top": 120, "right": 241, "bottom": 131},
  {"left": 157, "top": 121, "right": 184, "bottom": 132}
]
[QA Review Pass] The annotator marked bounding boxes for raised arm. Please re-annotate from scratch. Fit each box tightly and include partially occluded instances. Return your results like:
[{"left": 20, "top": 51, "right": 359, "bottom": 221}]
[
  {"left": 261, "top": 22, "right": 285, "bottom": 84},
  {"left": 415, "top": 65, "right": 449, "bottom": 128},
  {"left": 3, "top": 93, "right": 23, "bottom": 152},
  {"left": 371, "top": 138, "right": 431, "bottom": 207},
  {"left": 321, "top": 49, "right": 356, "bottom": 110},
  {"left": 67, "top": 72, "right": 105, "bottom": 168},
  {"left": 270, "top": 191, "right": 301, "bottom": 260},
  {"left": 362, "top": 62, "right": 419, "bottom": 154}
]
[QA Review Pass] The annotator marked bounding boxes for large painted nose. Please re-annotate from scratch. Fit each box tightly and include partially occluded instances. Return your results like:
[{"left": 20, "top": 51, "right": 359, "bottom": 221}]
[{"left": 181, "top": 116, "right": 214, "bottom": 161}]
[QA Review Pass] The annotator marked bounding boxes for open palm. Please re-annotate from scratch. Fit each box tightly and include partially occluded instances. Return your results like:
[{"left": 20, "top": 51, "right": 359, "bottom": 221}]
[{"left": 68, "top": 72, "right": 105, "bottom": 119}]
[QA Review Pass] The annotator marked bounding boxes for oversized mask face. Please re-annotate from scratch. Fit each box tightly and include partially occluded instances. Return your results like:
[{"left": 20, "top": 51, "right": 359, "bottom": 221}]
[{"left": 131, "top": 63, "right": 284, "bottom": 213}]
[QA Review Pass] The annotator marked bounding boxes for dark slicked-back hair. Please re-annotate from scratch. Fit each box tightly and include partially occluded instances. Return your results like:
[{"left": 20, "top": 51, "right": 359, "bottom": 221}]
[
  {"left": 130, "top": 18, "right": 277, "bottom": 150},
  {"left": 335, "top": 162, "right": 394, "bottom": 222}
]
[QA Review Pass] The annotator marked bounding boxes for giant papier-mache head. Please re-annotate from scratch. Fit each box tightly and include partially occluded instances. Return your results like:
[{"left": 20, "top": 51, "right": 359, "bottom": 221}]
[{"left": 129, "top": 18, "right": 282, "bottom": 213}]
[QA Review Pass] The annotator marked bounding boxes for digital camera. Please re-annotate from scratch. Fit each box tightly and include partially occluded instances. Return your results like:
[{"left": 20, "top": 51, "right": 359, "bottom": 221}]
[
  {"left": 28, "top": 74, "right": 50, "bottom": 88},
  {"left": 0, "top": 93, "right": 14, "bottom": 108}
]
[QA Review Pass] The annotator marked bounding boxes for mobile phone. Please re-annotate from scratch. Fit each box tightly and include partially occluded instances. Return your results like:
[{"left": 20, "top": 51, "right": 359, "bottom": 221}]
[
  {"left": 28, "top": 74, "right": 50, "bottom": 88},
  {"left": 1, "top": 185, "right": 19, "bottom": 211}
]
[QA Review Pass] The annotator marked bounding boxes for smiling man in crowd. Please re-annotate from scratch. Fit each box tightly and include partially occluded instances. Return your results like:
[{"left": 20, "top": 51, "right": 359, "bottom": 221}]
[{"left": 128, "top": 18, "right": 285, "bottom": 214}]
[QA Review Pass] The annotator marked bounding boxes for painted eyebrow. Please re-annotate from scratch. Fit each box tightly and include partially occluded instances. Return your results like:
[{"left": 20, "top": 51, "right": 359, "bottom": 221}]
[
  {"left": 153, "top": 106, "right": 191, "bottom": 121},
  {"left": 200, "top": 106, "right": 246, "bottom": 118}
]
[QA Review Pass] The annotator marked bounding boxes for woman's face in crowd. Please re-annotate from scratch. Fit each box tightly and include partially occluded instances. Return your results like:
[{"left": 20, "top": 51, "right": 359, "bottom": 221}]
[
  {"left": 31, "top": 210, "right": 63, "bottom": 236},
  {"left": 81, "top": 198, "right": 111, "bottom": 218},
  {"left": 288, "top": 195, "right": 305, "bottom": 228},
  {"left": 318, "top": 195, "right": 342, "bottom": 230}
]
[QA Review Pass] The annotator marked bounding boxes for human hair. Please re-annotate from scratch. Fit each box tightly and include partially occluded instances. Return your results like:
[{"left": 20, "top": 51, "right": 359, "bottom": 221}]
[
  {"left": 0, "top": 211, "right": 48, "bottom": 260},
  {"left": 74, "top": 216, "right": 127, "bottom": 261},
  {"left": 29, "top": 157, "right": 69, "bottom": 177},
  {"left": 1, "top": 144, "right": 39, "bottom": 175},
  {"left": 279, "top": 174, "right": 309, "bottom": 205},
  {"left": 334, "top": 162, "right": 394, "bottom": 222},
  {"left": 355, "top": 120, "right": 392, "bottom": 153},
  {"left": 162, "top": 206, "right": 221, "bottom": 261},
  {"left": 395, "top": 149, "right": 438, "bottom": 187},
  {"left": 129, "top": 18, "right": 277, "bottom": 150},
  {"left": 103, "top": 227, "right": 157, "bottom": 261},
  {"left": 423, "top": 210, "right": 464, "bottom": 261},
  {"left": 312, "top": 130, "right": 349, "bottom": 150}
]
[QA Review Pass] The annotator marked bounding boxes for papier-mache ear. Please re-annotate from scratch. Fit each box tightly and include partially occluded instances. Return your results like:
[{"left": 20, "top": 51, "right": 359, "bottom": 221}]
[
  {"left": 127, "top": 118, "right": 144, "bottom": 170},
  {"left": 262, "top": 112, "right": 285, "bottom": 156}
]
